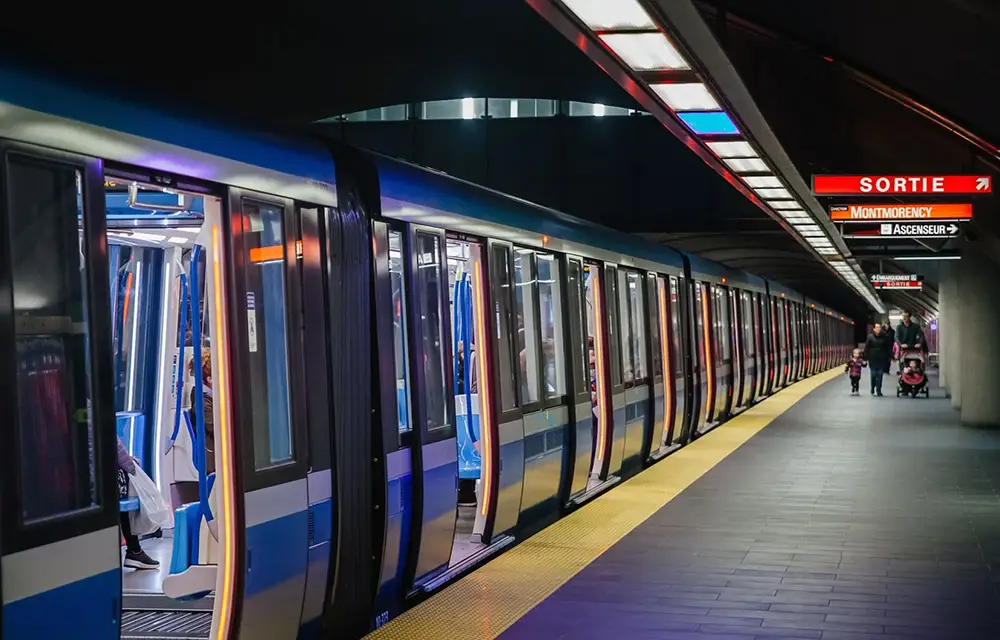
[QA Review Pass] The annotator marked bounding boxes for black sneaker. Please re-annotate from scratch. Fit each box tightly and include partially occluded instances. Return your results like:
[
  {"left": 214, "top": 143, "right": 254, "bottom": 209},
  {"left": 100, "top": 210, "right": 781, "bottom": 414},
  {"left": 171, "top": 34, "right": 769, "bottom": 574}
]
[{"left": 124, "top": 550, "right": 160, "bottom": 570}]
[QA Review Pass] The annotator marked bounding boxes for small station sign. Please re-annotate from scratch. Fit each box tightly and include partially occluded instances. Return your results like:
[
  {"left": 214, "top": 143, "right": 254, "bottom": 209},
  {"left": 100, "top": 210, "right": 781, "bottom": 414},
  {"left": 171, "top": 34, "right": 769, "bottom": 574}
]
[
  {"left": 869, "top": 274, "right": 923, "bottom": 290},
  {"left": 843, "top": 222, "right": 961, "bottom": 239},
  {"left": 813, "top": 175, "right": 991, "bottom": 195},
  {"left": 829, "top": 203, "right": 973, "bottom": 222}
]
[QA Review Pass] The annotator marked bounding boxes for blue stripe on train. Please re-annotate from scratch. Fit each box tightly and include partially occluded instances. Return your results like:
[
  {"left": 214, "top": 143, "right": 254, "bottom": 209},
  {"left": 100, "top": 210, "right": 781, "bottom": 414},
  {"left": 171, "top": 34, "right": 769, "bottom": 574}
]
[
  {"left": 2, "top": 568, "right": 120, "bottom": 640},
  {"left": 245, "top": 509, "right": 310, "bottom": 598}
]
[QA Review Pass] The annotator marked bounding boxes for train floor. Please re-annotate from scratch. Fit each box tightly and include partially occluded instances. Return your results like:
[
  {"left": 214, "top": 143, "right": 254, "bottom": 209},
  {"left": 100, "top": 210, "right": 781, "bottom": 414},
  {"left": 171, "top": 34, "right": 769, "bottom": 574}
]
[
  {"left": 122, "top": 538, "right": 213, "bottom": 639},
  {"left": 367, "top": 367, "right": 1000, "bottom": 640}
]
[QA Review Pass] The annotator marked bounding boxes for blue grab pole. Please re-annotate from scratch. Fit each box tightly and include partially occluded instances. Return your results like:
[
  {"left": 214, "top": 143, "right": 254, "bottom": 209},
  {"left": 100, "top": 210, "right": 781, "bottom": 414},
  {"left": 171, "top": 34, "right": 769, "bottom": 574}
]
[
  {"left": 189, "top": 247, "right": 212, "bottom": 522},
  {"left": 167, "top": 274, "right": 189, "bottom": 448}
]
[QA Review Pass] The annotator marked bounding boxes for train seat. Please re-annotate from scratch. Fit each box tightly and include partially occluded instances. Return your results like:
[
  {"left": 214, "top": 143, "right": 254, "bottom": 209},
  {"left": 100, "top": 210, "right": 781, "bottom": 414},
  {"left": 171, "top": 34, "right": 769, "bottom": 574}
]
[
  {"left": 455, "top": 394, "right": 482, "bottom": 479},
  {"left": 162, "top": 473, "right": 217, "bottom": 601},
  {"left": 119, "top": 497, "right": 140, "bottom": 512}
]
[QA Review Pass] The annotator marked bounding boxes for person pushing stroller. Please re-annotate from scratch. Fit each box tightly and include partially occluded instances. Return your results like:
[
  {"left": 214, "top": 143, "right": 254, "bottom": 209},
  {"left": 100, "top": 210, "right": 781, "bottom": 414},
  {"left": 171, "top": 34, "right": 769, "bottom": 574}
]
[{"left": 845, "top": 348, "right": 866, "bottom": 395}]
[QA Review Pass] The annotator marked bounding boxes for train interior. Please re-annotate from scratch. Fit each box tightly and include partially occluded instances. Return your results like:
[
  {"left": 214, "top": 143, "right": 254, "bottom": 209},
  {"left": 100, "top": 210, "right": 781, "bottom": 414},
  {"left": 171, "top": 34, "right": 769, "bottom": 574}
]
[
  {"left": 100, "top": 174, "right": 225, "bottom": 636},
  {"left": 445, "top": 237, "right": 489, "bottom": 565}
]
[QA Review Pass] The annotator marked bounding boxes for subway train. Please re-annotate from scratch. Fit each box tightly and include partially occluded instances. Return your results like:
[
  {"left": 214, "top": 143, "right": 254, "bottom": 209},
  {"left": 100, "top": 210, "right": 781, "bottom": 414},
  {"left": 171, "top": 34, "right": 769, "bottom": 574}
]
[{"left": 0, "top": 65, "right": 854, "bottom": 640}]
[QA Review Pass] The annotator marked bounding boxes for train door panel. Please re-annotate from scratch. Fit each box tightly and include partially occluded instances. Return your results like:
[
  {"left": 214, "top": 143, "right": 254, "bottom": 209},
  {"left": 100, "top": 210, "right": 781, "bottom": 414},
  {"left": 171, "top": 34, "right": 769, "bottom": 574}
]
[
  {"left": 604, "top": 265, "right": 627, "bottom": 476},
  {"left": 0, "top": 144, "right": 122, "bottom": 639},
  {"left": 646, "top": 274, "right": 665, "bottom": 458},
  {"left": 615, "top": 270, "right": 649, "bottom": 471},
  {"left": 693, "top": 282, "right": 712, "bottom": 433},
  {"left": 563, "top": 257, "right": 593, "bottom": 501},
  {"left": 228, "top": 189, "right": 310, "bottom": 640},
  {"left": 371, "top": 222, "right": 413, "bottom": 622},
  {"left": 669, "top": 276, "right": 689, "bottom": 444},
  {"left": 714, "top": 285, "right": 733, "bottom": 419},
  {"left": 294, "top": 204, "right": 336, "bottom": 637},
  {"left": 404, "top": 225, "right": 459, "bottom": 587},
  {"left": 514, "top": 248, "right": 570, "bottom": 526},
  {"left": 730, "top": 289, "right": 745, "bottom": 410},
  {"left": 486, "top": 241, "right": 524, "bottom": 536}
]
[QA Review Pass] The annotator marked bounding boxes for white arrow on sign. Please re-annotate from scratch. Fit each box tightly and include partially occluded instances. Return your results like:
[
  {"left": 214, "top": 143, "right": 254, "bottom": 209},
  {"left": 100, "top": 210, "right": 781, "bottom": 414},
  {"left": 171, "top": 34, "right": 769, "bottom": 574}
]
[
  {"left": 977, "top": 176, "right": 991, "bottom": 191},
  {"left": 870, "top": 274, "right": 877, "bottom": 282},
  {"left": 947, "top": 223, "right": 959, "bottom": 235}
]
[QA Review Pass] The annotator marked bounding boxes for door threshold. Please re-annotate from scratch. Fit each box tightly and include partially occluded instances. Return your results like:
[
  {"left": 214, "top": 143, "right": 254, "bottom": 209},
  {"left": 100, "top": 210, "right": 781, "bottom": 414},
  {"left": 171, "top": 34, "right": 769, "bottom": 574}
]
[
  {"left": 419, "top": 534, "right": 516, "bottom": 593},
  {"left": 124, "top": 592, "right": 215, "bottom": 612},
  {"left": 569, "top": 475, "right": 621, "bottom": 506},
  {"left": 648, "top": 443, "right": 682, "bottom": 462}
]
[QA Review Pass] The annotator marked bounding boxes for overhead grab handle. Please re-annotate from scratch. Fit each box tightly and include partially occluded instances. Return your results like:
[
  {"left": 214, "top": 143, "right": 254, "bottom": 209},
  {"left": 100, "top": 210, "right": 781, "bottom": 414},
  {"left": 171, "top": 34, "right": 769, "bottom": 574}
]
[{"left": 127, "top": 181, "right": 191, "bottom": 212}]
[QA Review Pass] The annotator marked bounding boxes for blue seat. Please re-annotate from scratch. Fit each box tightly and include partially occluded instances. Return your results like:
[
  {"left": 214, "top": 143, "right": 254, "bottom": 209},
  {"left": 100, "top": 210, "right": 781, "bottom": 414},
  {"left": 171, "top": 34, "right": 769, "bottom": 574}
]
[
  {"left": 119, "top": 497, "right": 140, "bottom": 512},
  {"left": 168, "top": 472, "right": 216, "bottom": 580}
]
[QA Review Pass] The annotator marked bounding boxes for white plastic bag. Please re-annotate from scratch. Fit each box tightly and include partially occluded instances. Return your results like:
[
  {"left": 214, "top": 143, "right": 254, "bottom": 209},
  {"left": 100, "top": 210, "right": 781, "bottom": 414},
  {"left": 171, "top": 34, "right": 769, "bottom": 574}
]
[{"left": 129, "top": 467, "right": 172, "bottom": 535}]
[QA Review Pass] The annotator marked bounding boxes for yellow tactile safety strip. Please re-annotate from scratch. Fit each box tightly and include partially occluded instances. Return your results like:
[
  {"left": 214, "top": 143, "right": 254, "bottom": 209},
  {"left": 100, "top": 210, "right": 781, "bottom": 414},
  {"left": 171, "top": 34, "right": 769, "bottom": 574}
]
[{"left": 366, "top": 367, "right": 841, "bottom": 640}]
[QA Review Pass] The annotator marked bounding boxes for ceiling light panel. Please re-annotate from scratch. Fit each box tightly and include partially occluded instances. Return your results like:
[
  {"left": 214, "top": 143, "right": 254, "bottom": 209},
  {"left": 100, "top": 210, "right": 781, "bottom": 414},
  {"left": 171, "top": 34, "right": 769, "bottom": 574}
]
[
  {"left": 651, "top": 83, "right": 720, "bottom": 111},
  {"left": 723, "top": 157, "right": 768, "bottom": 173},
  {"left": 743, "top": 176, "right": 782, "bottom": 188},
  {"left": 600, "top": 33, "right": 690, "bottom": 70},
  {"left": 562, "top": 0, "right": 657, "bottom": 30},
  {"left": 755, "top": 188, "right": 792, "bottom": 199},
  {"left": 677, "top": 111, "right": 739, "bottom": 135},
  {"left": 707, "top": 141, "right": 756, "bottom": 158},
  {"left": 768, "top": 200, "right": 801, "bottom": 210}
]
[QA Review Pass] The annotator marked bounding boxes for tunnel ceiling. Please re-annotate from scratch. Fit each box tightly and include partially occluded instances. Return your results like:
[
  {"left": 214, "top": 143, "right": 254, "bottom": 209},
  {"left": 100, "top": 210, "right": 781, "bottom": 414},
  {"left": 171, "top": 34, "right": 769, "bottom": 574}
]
[{"left": 3, "top": 1, "right": 996, "bottom": 318}]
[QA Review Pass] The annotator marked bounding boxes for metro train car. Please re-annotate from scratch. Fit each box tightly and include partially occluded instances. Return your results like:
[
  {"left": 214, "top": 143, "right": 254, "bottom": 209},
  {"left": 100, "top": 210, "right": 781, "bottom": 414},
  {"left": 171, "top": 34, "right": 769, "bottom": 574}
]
[{"left": 0, "top": 65, "right": 854, "bottom": 640}]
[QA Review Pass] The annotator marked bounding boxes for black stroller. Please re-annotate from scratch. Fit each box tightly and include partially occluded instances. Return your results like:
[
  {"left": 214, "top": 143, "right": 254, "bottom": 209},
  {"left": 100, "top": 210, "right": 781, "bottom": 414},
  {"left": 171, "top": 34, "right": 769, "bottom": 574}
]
[{"left": 896, "top": 350, "right": 929, "bottom": 398}]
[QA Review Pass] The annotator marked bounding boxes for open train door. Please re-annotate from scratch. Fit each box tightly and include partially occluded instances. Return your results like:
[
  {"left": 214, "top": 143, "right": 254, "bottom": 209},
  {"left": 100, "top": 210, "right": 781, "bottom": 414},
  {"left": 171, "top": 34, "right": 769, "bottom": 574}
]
[{"left": 0, "top": 143, "right": 122, "bottom": 638}]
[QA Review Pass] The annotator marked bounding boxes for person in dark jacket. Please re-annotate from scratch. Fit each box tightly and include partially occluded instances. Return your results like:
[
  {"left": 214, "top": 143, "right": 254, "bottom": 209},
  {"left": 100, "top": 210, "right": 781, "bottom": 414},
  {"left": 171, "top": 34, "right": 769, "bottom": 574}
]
[
  {"left": 895, "top": 312, "right": 924, "bottom": 373},
  {"left": 863, "top": 323, "right": 893, "bottom": 396}
]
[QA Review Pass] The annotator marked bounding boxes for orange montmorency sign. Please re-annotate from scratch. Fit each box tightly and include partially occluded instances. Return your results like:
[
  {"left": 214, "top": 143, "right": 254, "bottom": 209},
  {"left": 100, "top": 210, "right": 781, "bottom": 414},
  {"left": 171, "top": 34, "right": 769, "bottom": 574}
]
[{"left": 829, "top": 203, "right": 973, "bottom": 222}]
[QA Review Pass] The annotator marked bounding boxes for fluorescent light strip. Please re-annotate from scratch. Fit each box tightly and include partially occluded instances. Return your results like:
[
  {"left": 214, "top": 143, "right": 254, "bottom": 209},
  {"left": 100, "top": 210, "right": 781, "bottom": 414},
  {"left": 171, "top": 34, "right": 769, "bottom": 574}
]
[
  {"left": 600, "top": 33, "right": 690, "bottom": 71},
  {"left": 768, "top": 200, "right": 801, "bottom": 210},
  {"left": 651, "top": 83, "right": 720, "bottom": 111},
  {"left": 708, "top": 141, "right": 756, "bottom": 158},
  {"left": 743, "top": 176, "right": 782, "bottom": 188},
  {"left": 562, "top": 0, "right": 656, "bottom": 30},
  {"left": 724, "top": 157, "right": 768, "bottom": 173},
  {"left": 755, "top": 187, "right": 792, "bottom": 199}
]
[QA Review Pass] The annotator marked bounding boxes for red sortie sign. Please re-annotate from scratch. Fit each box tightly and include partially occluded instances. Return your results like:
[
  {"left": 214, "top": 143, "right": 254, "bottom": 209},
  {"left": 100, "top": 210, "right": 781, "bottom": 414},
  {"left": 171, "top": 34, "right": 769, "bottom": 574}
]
[{"left": 812, "top": 175, "right": 992, "bottom": 195}]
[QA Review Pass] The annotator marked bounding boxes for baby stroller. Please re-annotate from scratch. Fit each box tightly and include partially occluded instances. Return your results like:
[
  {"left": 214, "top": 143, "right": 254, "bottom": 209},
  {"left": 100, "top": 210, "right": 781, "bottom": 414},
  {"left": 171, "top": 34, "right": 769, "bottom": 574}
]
[{"left": 896, "top": 350, "right": 929, "bottom": 397}]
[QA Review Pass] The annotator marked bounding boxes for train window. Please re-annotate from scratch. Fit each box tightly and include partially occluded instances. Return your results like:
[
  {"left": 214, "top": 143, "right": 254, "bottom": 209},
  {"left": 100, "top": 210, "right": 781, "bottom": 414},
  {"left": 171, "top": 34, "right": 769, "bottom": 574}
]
[
  {"left": 717, "top": 287, "right": 731, "bottom": 361},
  {"left": 627, "top": 272, "right": 648, "bottom": 380},
  {"left": 242, "top": 200, "right": 295, "bottom": 468},
  {"left": 7, "top": 158, "right": 99, "bottom": 522},
  {"left": 414, "top": 232, "right": 449, "bottom": 431},
  {"left": 566, "top": 260, "right": 588, "bottom": 394},
  {"left": 616, "top": 270, "right": 634, "bottom": 383},
  {"left": 389, "top": 230, "right": 412, "bottom": 434},
  {"left": 513, "top": 248, "right": 541, "bottom": 405},
  {"left": 536, "top": 253, "right": 566, "bottom": 398},
  {"left": 490, "top": 245, "right": 518, "bottom": 412}
]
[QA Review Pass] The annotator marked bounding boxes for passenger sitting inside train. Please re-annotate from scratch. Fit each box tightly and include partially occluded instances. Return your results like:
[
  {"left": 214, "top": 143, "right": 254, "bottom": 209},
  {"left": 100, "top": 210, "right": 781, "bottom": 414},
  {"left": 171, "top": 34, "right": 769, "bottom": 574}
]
[
  {"left": 190, "top": 349, "right": 215, "bottom": 475},
  {"left": 117, "top": 435, "right": 160, "bottom": 570}
]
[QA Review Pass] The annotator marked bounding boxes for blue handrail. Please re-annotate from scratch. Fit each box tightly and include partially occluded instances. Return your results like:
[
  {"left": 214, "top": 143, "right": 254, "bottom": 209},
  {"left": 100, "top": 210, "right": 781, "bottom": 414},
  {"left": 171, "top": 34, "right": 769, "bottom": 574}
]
[
  {"left": 188, "top": 247, "right": 213, "bottom": 522},
  {"left": 167, "top": 273, "right": 189, "bottom": 449}
]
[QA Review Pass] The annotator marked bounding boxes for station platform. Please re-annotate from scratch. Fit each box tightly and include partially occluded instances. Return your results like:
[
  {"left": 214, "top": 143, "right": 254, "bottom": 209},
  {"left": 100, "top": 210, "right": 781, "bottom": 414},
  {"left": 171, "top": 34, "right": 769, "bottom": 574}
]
[{"left": 367, "top": 368, "right": 1000, "bottom": 640}]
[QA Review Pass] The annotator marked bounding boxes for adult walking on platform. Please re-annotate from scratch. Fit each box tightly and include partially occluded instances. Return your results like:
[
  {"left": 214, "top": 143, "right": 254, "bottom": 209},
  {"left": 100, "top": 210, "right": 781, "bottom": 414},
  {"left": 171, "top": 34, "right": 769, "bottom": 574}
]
[{"left": 863, "top": 323, "right": 894, "bottom": 396}]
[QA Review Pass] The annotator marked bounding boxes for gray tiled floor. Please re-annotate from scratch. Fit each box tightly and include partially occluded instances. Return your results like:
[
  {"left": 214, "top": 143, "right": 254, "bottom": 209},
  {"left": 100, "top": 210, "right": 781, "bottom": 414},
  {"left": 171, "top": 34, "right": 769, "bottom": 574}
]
[{"left": 501, "top": 372, "right": 1000, "bottom": 639}]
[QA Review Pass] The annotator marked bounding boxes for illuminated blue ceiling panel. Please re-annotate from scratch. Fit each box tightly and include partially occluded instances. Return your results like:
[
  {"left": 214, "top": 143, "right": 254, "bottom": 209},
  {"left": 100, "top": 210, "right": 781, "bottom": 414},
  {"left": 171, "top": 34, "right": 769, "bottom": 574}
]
[{"left": 677, "top": 111, "right": 739, "bottom": 135}]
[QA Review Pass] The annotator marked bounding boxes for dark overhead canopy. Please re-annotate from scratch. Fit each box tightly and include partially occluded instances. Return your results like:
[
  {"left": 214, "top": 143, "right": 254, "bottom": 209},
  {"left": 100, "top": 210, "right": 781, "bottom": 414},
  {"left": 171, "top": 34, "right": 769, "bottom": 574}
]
[{"left": 3, "top": 0, "right": 995, "bottom": 318}]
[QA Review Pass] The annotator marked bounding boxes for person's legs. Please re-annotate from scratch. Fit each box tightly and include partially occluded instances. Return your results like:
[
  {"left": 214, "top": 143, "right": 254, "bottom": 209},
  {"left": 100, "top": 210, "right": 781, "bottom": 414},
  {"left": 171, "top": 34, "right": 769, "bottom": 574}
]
[
  {"left": 869, "top": 366, "right": 879, "bottom": 394},
  {"left": 118, "top": 468, "right": 160, "bottom": 570},
  {"left": 874, "top": 366, "right": 885, "bottom": 394}
]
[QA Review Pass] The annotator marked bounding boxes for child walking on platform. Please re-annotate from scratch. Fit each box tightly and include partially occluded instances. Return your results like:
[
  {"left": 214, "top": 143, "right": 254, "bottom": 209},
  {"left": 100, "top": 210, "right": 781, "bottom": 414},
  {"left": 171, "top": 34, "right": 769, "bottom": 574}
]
[{"left": 845, "top": 348, "right": 866, "bottom": 395}]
